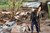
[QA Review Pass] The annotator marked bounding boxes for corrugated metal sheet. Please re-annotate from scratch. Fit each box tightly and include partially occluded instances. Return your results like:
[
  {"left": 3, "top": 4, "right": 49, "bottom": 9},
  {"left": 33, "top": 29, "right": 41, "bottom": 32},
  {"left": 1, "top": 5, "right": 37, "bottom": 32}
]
[{"left": 22, "top": 2, "right": 41, "bottom": 8}]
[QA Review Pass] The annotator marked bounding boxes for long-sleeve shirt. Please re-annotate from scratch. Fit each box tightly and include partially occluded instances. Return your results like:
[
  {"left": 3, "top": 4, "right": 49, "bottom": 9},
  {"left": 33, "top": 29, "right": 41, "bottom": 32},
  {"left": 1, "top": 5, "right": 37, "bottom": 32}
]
[{"left": 30, "top": 12, "right": 37, "bottom": 21}]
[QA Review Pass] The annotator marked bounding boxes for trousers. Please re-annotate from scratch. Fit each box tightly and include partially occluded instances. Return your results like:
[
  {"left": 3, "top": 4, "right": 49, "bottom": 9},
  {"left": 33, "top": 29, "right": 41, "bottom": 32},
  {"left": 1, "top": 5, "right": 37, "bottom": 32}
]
[{"left": 31, "top": 20, "right": 39, "bottom": 33}]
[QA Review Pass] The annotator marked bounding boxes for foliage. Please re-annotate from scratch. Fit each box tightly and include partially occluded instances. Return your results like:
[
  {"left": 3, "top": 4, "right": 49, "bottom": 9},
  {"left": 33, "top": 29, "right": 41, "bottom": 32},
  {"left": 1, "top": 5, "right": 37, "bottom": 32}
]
[
  {"left": 0, "top": 0, "right": 9, "bottom": 9},
  {"left": 0, "top": 0, "right": 8, "bottom": 5},
  {"left": 23, "top": 0, "right": 33, "bottom": 2},
  {"left": 15, "top": 0, "right": 23, "bottom": 9},
  {"left": 48, "top": 5, "right": 50, "bottom": 18}
]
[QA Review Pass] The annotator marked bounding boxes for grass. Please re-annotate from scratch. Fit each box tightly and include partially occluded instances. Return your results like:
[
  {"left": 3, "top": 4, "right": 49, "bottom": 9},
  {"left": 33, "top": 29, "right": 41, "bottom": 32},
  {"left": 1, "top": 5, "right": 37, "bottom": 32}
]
[
  {"left": 0, "top": 0, "right": 13, "bottom": 9},
  {"left": 0, "top": 4, "right": 9, "bottom": 9}
]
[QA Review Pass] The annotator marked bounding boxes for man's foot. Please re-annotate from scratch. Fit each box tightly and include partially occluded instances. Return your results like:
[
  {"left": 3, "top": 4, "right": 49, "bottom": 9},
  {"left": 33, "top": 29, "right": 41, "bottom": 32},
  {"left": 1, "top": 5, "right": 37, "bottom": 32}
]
[
  {"left": 31, "top": 32, "right": 33, "bottom": 33},
  {"left": 37, "top": 32, "right": 39, "bottom": 33}
]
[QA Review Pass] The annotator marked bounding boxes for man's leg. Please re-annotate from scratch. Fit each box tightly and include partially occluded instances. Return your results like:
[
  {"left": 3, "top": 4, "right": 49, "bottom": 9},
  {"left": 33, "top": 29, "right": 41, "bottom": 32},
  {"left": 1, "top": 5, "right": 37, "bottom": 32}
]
[
  {"left": 38, "top": 21, "right": 40, "bottom": 32},
  {"left": 31, "top": 22, "right": 34, "bottom": 33},
  {"left": 35, "top": 22, "right": 39, "bottom": 33},
  {"left": 38, "top": 19, "right": 40, "bottom": 32}
]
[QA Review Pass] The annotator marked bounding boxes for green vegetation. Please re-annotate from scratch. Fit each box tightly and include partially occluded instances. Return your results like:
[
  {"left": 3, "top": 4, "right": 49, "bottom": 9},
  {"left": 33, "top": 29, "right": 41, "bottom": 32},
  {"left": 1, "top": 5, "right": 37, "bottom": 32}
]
[
  {"left": 23, "top": 0, "right": 33, "bottom": 2},
  {"left": 0, "top": 0, "right": 33, "bottom": 9},
  {"left": 48, "top": 5, "right": 50, "bottom": 18},
  {"left": 0, "top": 5, "right": 9, "bottom": 9},
  {"left": 0, "top": 0, "right": 24, "bottom": 10},
  {"left": 0, "top": 0, "right": 8, "bottom": 5},
  {"left": 15, "top": 0, "right": 23, "bottom": 9},
  {"left": 0, "top": 0, "right": 9, "bottom": 9}
]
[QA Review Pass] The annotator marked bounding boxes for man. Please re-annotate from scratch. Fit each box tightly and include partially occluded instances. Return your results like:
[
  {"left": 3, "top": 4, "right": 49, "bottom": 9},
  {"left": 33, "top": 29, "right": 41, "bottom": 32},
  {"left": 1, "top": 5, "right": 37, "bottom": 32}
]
[
  {"left": 30, "top": 7, "right": 41, "bottom": 33},
  {"left": 30, "top": 8, "right": 39, "bottom": 33}
]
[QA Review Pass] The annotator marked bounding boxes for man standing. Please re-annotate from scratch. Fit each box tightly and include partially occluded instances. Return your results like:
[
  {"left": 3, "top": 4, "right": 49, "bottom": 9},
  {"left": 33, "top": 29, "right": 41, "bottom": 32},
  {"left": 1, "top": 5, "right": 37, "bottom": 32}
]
[
  {"left": 30, "top": 7, "right": 41, "bottom": 33},
  {"left": 30, "top": 9, "right": 39, "bottom": 33}
]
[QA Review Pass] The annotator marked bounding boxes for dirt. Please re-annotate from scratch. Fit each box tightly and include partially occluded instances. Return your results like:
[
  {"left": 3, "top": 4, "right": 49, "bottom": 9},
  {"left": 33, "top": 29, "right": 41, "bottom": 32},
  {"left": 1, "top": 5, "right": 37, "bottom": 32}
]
[{"left": 11, "top": 20, "right": 50, "bottom": 33}]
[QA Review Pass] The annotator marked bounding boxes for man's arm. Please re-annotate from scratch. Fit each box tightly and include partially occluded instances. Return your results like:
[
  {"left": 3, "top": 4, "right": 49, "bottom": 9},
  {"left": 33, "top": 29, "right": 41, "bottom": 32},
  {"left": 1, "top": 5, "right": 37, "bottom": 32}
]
[
  {"left": 30, "top": 12, "right": 33, "bottom": 21},
  {"left": 37, "top": 7, "right": 41, "bottom": 16}
]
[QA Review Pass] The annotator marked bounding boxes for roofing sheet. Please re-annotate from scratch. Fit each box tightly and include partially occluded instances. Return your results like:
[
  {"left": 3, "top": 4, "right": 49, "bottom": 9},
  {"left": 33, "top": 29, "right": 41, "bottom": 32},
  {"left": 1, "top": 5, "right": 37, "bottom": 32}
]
[{"left": 22, "top": 2, "right": 41, "bottom": 8}]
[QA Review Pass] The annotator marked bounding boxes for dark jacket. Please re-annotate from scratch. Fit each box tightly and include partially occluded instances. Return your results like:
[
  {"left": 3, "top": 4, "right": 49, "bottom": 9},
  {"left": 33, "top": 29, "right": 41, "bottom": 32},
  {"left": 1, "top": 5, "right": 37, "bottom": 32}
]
[{"left": 30, "top": 12, "right": 38, "bottom": 21}]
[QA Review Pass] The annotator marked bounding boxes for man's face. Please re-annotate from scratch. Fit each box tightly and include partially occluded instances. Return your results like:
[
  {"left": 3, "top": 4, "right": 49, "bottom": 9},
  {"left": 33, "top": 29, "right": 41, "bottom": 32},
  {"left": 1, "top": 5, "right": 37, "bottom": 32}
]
[{"left": 31, "top": 9, "right": 35, "bottom": 12}]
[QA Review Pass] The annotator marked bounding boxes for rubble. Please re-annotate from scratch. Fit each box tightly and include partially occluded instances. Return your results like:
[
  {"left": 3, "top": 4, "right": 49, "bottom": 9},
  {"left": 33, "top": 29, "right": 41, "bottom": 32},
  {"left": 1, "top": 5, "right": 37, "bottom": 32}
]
[{"left": 0, "top": 1, "right": 50, "bottom": 33}]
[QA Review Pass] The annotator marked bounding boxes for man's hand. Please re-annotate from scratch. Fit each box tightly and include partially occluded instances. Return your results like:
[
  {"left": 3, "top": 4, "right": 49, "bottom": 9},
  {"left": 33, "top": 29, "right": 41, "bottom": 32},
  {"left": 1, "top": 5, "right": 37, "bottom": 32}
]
[{"left": 37, "top": 14, "right": 38, "bottom": 16}]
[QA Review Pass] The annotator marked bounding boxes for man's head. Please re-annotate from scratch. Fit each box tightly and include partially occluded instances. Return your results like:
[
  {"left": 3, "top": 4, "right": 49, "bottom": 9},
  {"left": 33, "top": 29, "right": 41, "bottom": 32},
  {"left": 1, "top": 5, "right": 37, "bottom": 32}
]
[
  {"left": 31, "top": 8, "right": 37, "bottom": 13},
  {"left": 31, "top": 8, "right": 35, "bottom": 12}
]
